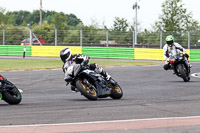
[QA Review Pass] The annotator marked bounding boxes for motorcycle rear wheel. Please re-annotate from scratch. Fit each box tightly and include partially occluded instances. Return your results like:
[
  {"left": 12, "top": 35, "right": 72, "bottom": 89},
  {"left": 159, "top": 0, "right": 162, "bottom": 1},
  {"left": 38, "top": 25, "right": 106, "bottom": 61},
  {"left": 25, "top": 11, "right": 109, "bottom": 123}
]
[
  {"left": 76, "top": 80, "right": 98, "bottom": 100},
  {"left": 177, "top": 64, "right": 190, "bottom": 82},
  {"left": 2, "top": 81, "right": 22, "bottom": 105}
]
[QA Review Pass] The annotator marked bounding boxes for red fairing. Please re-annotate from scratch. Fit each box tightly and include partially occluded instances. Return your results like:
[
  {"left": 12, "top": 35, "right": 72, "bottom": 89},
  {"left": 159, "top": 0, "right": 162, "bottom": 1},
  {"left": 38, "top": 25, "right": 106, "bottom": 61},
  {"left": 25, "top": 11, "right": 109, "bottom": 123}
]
[
  {"left": 0, "top": 75, "right": 4, "bottom": 80},
  {"left": 169, "top": 59, "right": 175, "bottom": 64},
  {"left": 0, "top": 77, "right": 3, "bottom": 80}
]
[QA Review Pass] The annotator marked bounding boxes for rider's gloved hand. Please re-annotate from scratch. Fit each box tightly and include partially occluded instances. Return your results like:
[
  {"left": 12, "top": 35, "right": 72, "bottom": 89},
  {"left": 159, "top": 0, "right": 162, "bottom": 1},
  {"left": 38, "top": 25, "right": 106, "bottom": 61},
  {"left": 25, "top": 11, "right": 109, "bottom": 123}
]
[
  {"left": 183, "top": 51, "right": 189, "bottom": 58},
  {"left": 106, "top": 74, "right": 111, "bottom": 80},
  {"left": 185, "top": 53, "right": 189, "bottom": 59},
  {"left": 72, "top": 54, "right": 79, "bottom": 61},
  {"left": 77, "top": 55, "right": 88, "bottom": 61},
  {"left": 166, "top": 58, "right": 170, "bottom": 62}
]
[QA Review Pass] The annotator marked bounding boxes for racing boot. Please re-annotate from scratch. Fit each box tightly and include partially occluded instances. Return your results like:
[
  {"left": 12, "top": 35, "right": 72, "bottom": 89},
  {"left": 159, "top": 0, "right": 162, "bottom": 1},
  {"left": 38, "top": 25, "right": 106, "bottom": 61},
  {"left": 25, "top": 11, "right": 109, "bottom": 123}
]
[
  {"left": 100, "top": 69, "right": 111, "bottom": 80},
  {"left": 185, "top": 60, "right": 192, "bottom": 68},
  {"left": 188, "top": 63, "right": 192, "bottom": 68},
  {"left": 65, "top": 82, "right": 77, "bottom": 92},
  {"left": 101, "top": 69, "right": 119, "bottom": 87},
  {"left": 91, "top": 63, "right": 111, "bottom": 80},
  {"left": 71, "top": 85, "right": 78, "bottom": 92},
  {"left": 186, "top": 58, "right": 192, "bottom": 68}
]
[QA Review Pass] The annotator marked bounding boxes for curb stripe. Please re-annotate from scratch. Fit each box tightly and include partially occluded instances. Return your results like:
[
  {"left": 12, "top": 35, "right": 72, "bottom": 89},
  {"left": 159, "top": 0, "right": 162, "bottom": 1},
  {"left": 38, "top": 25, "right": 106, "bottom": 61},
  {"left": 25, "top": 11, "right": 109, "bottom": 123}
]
[{"left": 1, "top": 116, "right": 200, "bottom": 133}]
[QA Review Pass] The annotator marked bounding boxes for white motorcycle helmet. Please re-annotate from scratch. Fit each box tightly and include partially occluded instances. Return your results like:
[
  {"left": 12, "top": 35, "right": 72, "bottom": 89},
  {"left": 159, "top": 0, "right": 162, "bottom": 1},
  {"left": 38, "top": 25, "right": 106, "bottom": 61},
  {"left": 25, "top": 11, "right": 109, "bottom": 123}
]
[{"left": 60, "top": 48, "right": 72, "bottom": 63}]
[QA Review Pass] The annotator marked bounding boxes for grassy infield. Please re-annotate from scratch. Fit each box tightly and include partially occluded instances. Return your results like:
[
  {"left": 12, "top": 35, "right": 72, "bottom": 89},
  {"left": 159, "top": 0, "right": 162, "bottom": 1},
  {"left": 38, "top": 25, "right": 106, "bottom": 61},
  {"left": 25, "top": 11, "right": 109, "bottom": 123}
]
[{"left": 0, "top": 58, "right": 163, "bottom": 71}]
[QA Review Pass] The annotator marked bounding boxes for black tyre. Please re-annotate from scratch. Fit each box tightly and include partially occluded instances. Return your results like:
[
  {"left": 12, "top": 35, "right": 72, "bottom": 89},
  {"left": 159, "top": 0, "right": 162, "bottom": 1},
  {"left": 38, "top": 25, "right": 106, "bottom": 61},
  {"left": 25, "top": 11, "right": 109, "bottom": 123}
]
[
  {"left": 177, "top": 64, "right": 190, "bottom": 82},
  {"left": 2, "top": 81, "right": 22, "bottom": 105},
  {"left": 109, "top": 83, "right": 123, "bottom": 99},
  {"left": 76, "top": 79, "right": 98, "bottom": 100}
]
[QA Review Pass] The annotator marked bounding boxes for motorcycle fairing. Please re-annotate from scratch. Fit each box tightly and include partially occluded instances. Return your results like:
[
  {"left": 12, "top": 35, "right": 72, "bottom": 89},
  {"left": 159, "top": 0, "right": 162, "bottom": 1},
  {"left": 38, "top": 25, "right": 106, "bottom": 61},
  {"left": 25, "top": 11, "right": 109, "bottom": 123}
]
[{"left": 79, "top": 69, "right": 111, "bottom": 97}]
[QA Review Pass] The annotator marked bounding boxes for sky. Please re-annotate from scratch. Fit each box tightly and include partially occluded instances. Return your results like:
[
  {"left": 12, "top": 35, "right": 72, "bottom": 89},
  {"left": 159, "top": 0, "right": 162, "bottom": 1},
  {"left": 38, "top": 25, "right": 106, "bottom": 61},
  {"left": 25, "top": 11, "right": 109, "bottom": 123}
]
[{"left": 0, "top": 0, "right": 200, "bottom": 30}]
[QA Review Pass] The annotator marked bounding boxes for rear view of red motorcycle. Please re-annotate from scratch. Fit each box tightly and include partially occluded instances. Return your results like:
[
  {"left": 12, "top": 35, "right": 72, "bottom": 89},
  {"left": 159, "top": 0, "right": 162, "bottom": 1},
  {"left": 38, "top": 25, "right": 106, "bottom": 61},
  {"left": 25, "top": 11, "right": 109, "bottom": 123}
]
[{"left": 0, "top": 75, "right": 22, "bottom": 104}]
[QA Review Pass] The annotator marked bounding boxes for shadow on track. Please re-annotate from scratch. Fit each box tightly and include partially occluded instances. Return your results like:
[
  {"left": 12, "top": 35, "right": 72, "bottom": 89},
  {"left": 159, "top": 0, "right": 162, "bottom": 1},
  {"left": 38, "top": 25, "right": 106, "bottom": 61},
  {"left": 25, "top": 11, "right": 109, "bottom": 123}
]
[
  {"left": 67, "top": 98, "right": 124, "bottom": 102},
  {"left": 167, "top": 80, "right": 199, "bottom": 83}
]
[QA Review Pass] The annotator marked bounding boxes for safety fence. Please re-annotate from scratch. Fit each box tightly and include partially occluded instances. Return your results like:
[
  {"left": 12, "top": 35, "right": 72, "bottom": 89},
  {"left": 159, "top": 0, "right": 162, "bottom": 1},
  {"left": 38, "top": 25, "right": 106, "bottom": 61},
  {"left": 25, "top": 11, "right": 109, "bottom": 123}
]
[
  {"left": 1, "top": 29, "right": 200, "bottom": 49},
  {"left": 0, "top": 45, "right": 199, "bottom": 61}
]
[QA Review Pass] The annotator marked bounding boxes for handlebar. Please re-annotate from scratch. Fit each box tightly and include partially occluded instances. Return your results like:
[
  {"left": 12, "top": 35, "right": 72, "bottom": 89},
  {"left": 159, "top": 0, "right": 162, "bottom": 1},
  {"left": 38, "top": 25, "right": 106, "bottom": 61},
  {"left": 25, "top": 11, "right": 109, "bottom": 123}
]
[{"left": 168, "top": 54, "right": 186, "bottom": 64}]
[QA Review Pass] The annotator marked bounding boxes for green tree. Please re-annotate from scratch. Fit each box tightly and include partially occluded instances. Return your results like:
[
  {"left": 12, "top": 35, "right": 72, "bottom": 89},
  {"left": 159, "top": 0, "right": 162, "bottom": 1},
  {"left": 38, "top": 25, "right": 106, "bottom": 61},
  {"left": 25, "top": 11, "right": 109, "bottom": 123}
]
[
  {"left": 42, "top": 10, "right": 56, "bottom": 24},
  {"left": 0, "top": 7, "right": 8, "bottom": 24},
  {"left": 67, "top": 14, "right": 82, "bottom": 27},
  {"left": 5, "top": 10, "right": 82, "bottom": 28},
  {"left": 52, "top": 13, "right": 68, "bottom": 30},
  {"left": 155, "top": 0, "right": 199, "bottom": 34},
  {"left": 9, "top": 10, "right": 32, "bottom": 26},
  {"left": 113, "top": 17, "right": 128, "bottom": 32},
  {"left": 33, "top": 24, "right": 54, "bottom": 44}
]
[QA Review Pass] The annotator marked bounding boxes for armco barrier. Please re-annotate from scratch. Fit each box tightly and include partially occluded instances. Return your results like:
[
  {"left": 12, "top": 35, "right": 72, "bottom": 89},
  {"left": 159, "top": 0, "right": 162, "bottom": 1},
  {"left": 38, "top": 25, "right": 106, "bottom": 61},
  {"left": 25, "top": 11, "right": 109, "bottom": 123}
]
[
  {"left": 0, "top": 45, "right": 31, "bottom": 56},
  {"left": 31, "top": 46, "right": 82, "bottom": 57},
  {"left": 190, "top": 49, "right": 200, "bottom": 61},
  {"left": 82, "top": 47, "right": 134, "bottom": 59}
]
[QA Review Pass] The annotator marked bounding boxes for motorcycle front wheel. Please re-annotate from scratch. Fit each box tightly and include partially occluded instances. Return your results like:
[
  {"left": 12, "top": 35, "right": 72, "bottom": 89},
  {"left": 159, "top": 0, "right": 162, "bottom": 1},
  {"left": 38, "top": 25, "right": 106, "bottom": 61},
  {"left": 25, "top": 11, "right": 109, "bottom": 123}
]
[
  {"left": 2, "top": 81, "right": 22, "bottom": 105},
  {"left": 177, "top": 64, "right": 190, "bottom": 82},
  {"left": 109, "top": 83, "right": 123, "bottom": 99},
  {"left": 76, "top": 79, "right": 98, "bottom": 100}
]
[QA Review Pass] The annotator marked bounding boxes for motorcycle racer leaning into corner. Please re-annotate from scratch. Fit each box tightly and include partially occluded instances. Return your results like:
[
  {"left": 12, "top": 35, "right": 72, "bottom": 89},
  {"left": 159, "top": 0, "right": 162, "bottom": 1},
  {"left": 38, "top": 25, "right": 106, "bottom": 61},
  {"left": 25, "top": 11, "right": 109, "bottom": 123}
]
[
  {"left": 163, "top": 35, "right": 192, "bottom": 71},
  {"left": 60, "top": 48, "right": 112, "bottom": 92}
]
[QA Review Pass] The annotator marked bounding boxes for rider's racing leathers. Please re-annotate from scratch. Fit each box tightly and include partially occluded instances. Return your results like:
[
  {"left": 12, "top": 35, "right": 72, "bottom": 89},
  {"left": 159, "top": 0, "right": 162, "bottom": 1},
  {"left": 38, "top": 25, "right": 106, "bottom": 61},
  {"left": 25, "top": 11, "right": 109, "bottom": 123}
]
[
  {"left": 62, "top": 54, "right": 111, "bottom": 91},
  {"left": 163, "top": 42, "right": 190, "bottom": 70}
]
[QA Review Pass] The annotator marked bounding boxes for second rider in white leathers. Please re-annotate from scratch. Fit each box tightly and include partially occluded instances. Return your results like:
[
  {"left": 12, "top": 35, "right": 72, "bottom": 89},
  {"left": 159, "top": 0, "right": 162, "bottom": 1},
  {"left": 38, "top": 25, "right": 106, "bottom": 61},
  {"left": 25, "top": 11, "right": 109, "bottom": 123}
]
[{"left": 163, "top": 35, "right": 191, "bottom": 70}]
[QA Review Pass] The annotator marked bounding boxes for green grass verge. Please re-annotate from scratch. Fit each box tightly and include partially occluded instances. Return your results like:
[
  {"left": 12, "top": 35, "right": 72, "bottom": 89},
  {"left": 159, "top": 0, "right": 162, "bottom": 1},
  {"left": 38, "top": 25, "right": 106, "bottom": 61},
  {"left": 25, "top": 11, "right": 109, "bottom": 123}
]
[
  {"left": 0, "top": 59, "right": 163, "bottom": 71},
  {"left": 0, "top": 59, "right": 62, "bottom": 71}
]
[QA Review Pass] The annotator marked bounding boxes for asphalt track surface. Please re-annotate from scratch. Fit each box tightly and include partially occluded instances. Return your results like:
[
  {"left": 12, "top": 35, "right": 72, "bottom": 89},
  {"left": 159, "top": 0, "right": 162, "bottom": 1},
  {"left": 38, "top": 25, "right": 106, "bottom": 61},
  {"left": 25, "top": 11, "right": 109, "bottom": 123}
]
[{"left": 0, "top": 61, "right": 200, "bottom": 132}]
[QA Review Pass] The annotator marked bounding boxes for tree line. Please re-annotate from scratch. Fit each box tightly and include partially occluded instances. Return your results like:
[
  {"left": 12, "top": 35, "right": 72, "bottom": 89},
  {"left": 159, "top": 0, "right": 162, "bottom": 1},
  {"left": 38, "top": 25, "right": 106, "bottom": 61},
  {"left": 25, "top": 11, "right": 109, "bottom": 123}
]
[{"left": 0, "top": 0, "right": 200, "bottom": 47}]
